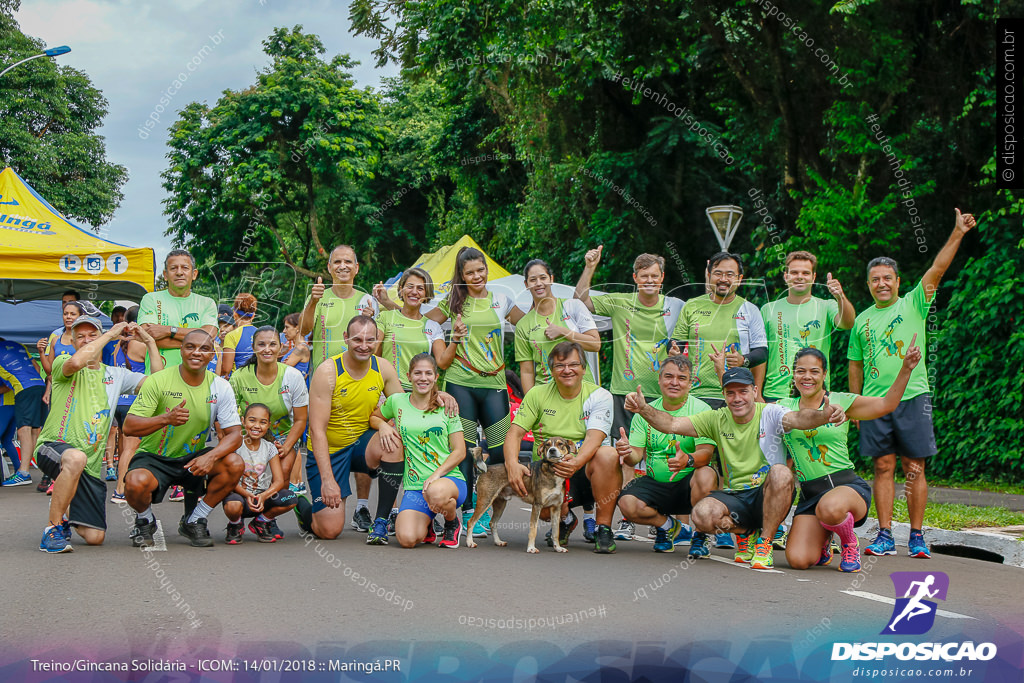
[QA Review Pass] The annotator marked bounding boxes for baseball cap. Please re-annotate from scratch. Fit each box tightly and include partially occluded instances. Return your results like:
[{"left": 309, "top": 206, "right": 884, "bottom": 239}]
[
  {"left": 721, "top": 367, "right": 755, "bottom": 386},
  {"left": 70, "top": 316, "right": 104, "bottom": 333}
]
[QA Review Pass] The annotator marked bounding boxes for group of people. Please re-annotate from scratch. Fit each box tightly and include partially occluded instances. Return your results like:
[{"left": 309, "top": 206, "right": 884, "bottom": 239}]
[{"left": 0, "top": 206, "right": 975, "bottom": 572}]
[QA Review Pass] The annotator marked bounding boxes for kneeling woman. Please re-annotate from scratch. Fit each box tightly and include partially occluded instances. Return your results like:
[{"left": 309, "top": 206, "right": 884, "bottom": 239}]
[
  {"left": 376, "top": 353, "right": 467, "bottom": 549},
  {"left": 781, "top": 340, "right": 920, "bottom": 572}
]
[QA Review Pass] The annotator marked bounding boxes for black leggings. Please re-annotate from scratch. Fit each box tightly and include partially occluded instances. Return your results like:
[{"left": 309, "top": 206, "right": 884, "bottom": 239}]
[{"left": 445, "top": 382, "right": 510, "bottom": 510}]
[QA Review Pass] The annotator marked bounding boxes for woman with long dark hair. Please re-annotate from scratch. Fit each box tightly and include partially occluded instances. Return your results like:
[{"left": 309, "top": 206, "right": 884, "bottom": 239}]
[{"left": 376, "top": 268, "right": 449, "bottom": 390}]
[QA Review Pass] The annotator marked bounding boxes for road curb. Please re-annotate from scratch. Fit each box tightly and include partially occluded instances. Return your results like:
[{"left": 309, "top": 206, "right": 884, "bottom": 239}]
[{"left": 858, "top": 518, "right": 1024, "bottom": 568}]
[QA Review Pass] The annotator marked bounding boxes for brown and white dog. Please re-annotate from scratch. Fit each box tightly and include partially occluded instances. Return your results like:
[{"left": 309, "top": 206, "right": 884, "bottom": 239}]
[{"left": 465, "top": 437, "right": 575, "bottom": 553}]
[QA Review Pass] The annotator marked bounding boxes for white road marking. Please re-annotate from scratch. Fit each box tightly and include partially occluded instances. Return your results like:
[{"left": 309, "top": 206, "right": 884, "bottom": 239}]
[
  {"left": 707, "top": 554, "right": 785, "bottom": 574},
  {"left": 141, "top": 520, "right": 167, "bottom": 551},
  {"left": 840, "top": 590, "right": 976, "bottom": 620}
]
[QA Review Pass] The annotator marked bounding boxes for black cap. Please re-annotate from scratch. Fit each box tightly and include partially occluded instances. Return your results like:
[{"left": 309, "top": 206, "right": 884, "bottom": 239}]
[{"left": 721, "top": 367, "right": 755, "bottom": 386}]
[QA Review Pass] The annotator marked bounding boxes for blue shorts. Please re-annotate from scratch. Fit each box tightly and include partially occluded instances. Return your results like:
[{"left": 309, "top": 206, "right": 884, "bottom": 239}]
[
  {"left": 399, "top": 476, "right": 468, "bottom": 517},
  {"left": 306, "top": 429, "right": 377, "bottom": 513}
]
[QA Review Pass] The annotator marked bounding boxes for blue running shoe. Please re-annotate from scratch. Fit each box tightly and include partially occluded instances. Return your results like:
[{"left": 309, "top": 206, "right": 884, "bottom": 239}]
[
  {"left": 2, "top": 471, "right": 31, "bottom": 487},
  {"left": 653, "top": 517, "right": 682, "bottom": 553},
  {"left": 688, "top": 532, "right": 710, "bottom": 559},
  {"left": 864, "top": 528, "right": 896, "bottom": 556},
  {"left": 908, "top": 531, "right": 931, "bottom": 559},
  {"left": 839, "top": 541, "right": 862, "bottom": 572},
  {"left": 583, "top": 517, "right": 597, "bottom": 542},
  {"left": 61, "top": 518, "right": 72, "bottom": 540},
  {"left": 714, "top": 533, "right": 735, "bottom": 549},
  {"left": 366, "top": 517, "right": 389, "bottom": 545},
  {"left": 40, "top": 526, "right": 73, "bottom": 553},
  {"left": 473, "top": 507, "right": 491, "bottom": 538},
  {"left": 674, "top": 522, "right": 693, "bottom": 544}
]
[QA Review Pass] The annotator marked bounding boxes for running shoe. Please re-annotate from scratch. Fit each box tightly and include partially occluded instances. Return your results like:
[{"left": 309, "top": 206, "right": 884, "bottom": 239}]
[
  {"left": 582, "top": 517, "right": 597, "bottom": 542},
  {"left": 715, "top": 532, "right": 735, "bottom": 549},
  {"left": 439, "top": 516, "right": 462, "bottom": 549},
  {"left": 61, "top": 518, "right": 71, "bottom": 539},
  {"left": 423, "top": 522, "right": 437, "bottom": 544},
  {"left": 36, "top": 475, "right": 51, "bottom": 492},
  {"left": 45, "top": 481, "right": 54, "bottom": 495},
  {"left": 473, "top": 507, "right": 492, "bottom": 538},
  {"left": 688, "top": 532, "right": 710, "bottom": 559},
  {"left": 351, "top": 506, "right": 372, "bottom": 532},
  {"left": 2, "top": 471, "right": 32, "bottom": 487},
  {"left": 816, "top": 533, "right": 834, "bottom": 567},
  {"left": 908, "top": 531, "right": 931, "bottom": 559},
  {"left": 433, "top": 514, "right": 444, "bottom": 535},
  {"left": 225, "top": 521, "right": 244, "bottom": 545},
  {"left": 750, "top": 536, "right": 774, "bottom": 570},
  {"left": 674, "top": 522, "right": 693, "bottom": 544},
  {"left": 772, "top": 525, "right": 788, "bottom": 550},
  {"left": 130, "top": 517, "right": 158, "bottom": 548},
  {"left": 864, "top": 528, "right": 896, "bottom": 556},
  {"left": 387, "top": 509, "right": 397, "bottom": 536},
  {"left": 547, "top": 512, "right": 578, "bottom": 547},
  {"left": 40, "top": 525, "right": 73, "bottom": 553},
  {"left": 178, "top": 515, "right": 214, "bottom": 547},
  {"left": 734, "top": 533, "right": 756, "bottom": 564},
  {"left": 839, "top": 541, "right": 862, "bottom": 572},
  {"left": 613, "top": 520, "right": 635, "bottom": 540},
  {"left": 831, "top": 536, "right": 841, "bottom": 556},
  {"left": 267, "top": 518, "right": 284, "bottom": 540},
  {"left": 105, "top": 466, "right": 117, "bottom": 482},
  {"left": 653, "top": 517, "right": 682, "bottom": 553},
  {"left": 593, "top": 524, "right": 617, "bottom": 554},
  {"left": 111, "top": 491, "right": 127, "bottom": 504},
  {"left": 294, "top": 495, "right": 313, "bottom": 535},
  {"left": 288, "top": 482, "right": 307, "bottom": 494},
  {"left": 248, "top": 518, "right": 277, "bottom": 543},
  {"left": 168, "top": 486, "right": 185, "bottom": 502},
  {"left": 366, "top": 517, "right": 389, "bottom": 545},
  {"left": 648, "top": 525, "right": 658, "bottom": 539}
]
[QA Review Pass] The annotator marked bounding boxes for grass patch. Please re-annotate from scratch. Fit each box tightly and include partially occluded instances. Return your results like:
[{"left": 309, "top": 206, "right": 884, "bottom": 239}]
[
  {"left": 867, "top": 498, "right": 1024, "bottom": 531},
  {"left": 853, "top": 468, "right": 1024, "bottom": 496}
]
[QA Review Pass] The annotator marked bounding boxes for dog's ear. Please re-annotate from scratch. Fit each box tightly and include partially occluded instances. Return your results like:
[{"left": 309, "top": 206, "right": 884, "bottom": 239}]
[
  {"left": 472, "top": 446, "right": 488, "bottom": 473},
  {"left": 567, "top": 440, "right": 578, "bottom": 454}
]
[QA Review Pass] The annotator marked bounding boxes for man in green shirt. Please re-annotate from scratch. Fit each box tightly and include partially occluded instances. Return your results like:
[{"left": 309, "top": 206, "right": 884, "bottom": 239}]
[
  {"left": 138, "top": 249, "right": 219, "bottom": 371},
  {"left": 850, "top": 208, "right": 977, "bottom": 560},
  {"left": 760, "top": 251, "right": 855, "bottom": 401},
  {"left": 124, "top": 330, "right": 244, "bottom": 549},
  {"left": 625, "top": 366, "right": 845, "bottom": 569}
]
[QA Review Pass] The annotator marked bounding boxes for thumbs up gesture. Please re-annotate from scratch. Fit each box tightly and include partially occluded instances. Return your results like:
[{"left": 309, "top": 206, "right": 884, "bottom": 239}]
[
  {"left": 584, "top": 245, "right": 603, "bottom": 268},
  {"left": 451, "top": 313, "right": 468, "bottom": 342},
  {"left": 312, "top": 276, "right": 326, "bottom": 302},
  {"left": 615, "top": 426, "right": 633, "bottom": 465},
  {"left": 165, "top": 399, "right": 190, "bottom": 426},
  {"left": 624, "top": 385, "right": 647, "bottom": 414},
  {"left": 826, "top": 272, "right": 845, "bottom": 301}
]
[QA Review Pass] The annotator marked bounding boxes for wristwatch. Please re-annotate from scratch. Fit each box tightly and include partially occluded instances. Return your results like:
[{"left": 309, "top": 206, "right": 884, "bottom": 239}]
[
  {"left": 170, "top": 326, "right": 179, "bottom": 340},
  {"left": 686, "top": 453, "right": 695, "bottom": 469},
  {"left": 742, "top": 356, "right": 750, "bottom": 368}
]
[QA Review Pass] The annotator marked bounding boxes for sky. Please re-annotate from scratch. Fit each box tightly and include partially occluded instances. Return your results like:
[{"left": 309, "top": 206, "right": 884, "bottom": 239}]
[{"left": 15, "top": 0, "right": 398, "bottom": 270}]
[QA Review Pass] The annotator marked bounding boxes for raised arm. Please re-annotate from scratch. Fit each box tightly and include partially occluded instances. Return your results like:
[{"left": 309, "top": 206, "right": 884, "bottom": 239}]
[
  {"left": 573, "top": 246, "right": 602, "bottom": 313},
  {"left": 299, "top": 277, "right": 325, "bottom": 336},
  {"left": 781, "top": 394, "right": 846, "bottom": 431},
  {"left": 847, "top": 335, "right": 922, "bottom": 420},
  {"left": 826, "top": 273, "right": 856, "bottom": 330},
  {"left": 63, "top": 323, "right": 127, "bottom": 376},
  {"left": 921, "top": 209, "right": 977, "bottom": 300},
  {"left": 624, "top": 387, "right": 699, "bottom": 437}
]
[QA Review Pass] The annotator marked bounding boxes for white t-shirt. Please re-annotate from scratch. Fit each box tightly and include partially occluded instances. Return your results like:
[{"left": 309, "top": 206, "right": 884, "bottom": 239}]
[{"left": 237, "top": 438, "right": 279, "bottom": 495}]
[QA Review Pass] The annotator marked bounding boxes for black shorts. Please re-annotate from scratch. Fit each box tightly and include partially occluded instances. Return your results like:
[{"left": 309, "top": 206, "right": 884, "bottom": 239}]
[
  {"left": 36, "top": 441, "right": 107, "bottom": 530},
  {"left": 127, "top": 448, "right": 214, "bottom": 504},
  {"left": 795, "top": 472, "right": 872, "bottom": 528},
  {"left": 619, "top": 472, "right": 694, "bottom": 516},
  {"left": 612, "top": 393, "right": 657, "bottom": 442},
  {"left": 223, "top": 489, "right": 298, "bottom": 518},
  {"left": 859, "top": 393, "right": 937, "bottom": 460},
  {"left": 115, "top": 404, "right": 132, "bottom": 430},
  {"left": 708, "top": 485, "right": 795, "bottom": 532},
  {"left": 306, "top": 429, "right": 377, "bottom": 513},
  {"left": 564, "top": 468, "right": 595, "bottom": 510},
  {"left": 697, "top": 397, "right": 726, "bottom": 411},
  {"left": 15, "top": 385, "right": 47, "bottom": 429}
]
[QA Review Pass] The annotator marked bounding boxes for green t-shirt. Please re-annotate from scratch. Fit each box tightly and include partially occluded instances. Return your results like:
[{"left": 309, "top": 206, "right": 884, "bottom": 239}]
[
  {"left": 36, "top": 355, "right": 145, "bottom": 479},
  {"left": 848, "top": 280, "right": 932, "bottom": 399},
  {"left": 512, "top": 380, "right": 614, "bottom": 460},
  {"left": 229, "top": 363, "right": 309, "bottom": 442},
  {"left": 304, "top": 288, "right": 377, "bottom": 375},
  {"left": 514, "top": 298, "right": 597, "bottom": 386},
  {"left": 628, "top": 396, "right": 716, "bottom": 482},
  {"left": 690, "top": 402, "right": 788, "bottom": 491},
  {"left": 779, "top": 392, "right": 857, "bottom": 482},
  {"left": 439, "top": 291, "right": 514, "bottom": 389},
  {"left": 377, "top": 309, "right": 446, "bottom": 389},
  {"left": 137, "top": 289, "right": 218, "bottom": 371},
  {"left": 760, "top": 296, "right": 840, "bottom": 400},
  {"left": 128, "top": 366, "right": 241, "bottom": 458},
  {"left": 380, "top": 393, "right": 464, "bottom": 491},
  {"left": 592, "top": 293, "right": 683, "bottom": 396}
]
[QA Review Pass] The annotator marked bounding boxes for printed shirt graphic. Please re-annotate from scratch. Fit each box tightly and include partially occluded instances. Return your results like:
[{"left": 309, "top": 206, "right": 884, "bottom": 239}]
[
  {"left": 230, "top": 363, "right": 309, "bottom": 442},
  {"left": 848, "top": 280, "right": 932, "bottom": 399},
  {"left": 439, "top": 291, "right": 514, "bottom": 389},
  {"left": 237, "top": 438, "right": 279, "bottom": 496},
  {"left": 673, "top": 295, "right": 766, "bottom": 400},
  {"left": 137, "top": 289, "right": 218, "bottom": 370},
  {"left": 760, "top": 297, "right": 839, "bottom": 400},
  {"left": 222, "top": 323, "right": 258, "bottom": 371},
  {"left": 303, "top": 288, "right": 378, "bottom": 375},
  {"left": 325, "top": 354, "right": 384, "bottom": 451},
  {"left": 37, "top": 355, "right": 144, "bottom": 478},
  {"left": 129, "top": 366, "right": 240, "bottom": 458},
  {"left": 592, "top": 293, "right": 683, "bottom": 397},
  {"left": 0, "top": 340, "right": 45, "bottom": 392},
  {"left": 779, "top": 392, "right": 856, "bottom": 482},
  {"left": 380, "top": 393, "right": 464, "bottom": 491},
  {"left": 689, "top": 402, "right": 788, "bottom": 491},
  {"left": 628, "top": 396, "right": 716, "bottom": 483},
  {"left": 513, "top": 380, "right": 613, "bottom": 460},
  {"left": 377, "top": 309, "right": 445, "bottom": 389},
  {"left": 514, "top": 298, "right": 597, "bottom": 386}
]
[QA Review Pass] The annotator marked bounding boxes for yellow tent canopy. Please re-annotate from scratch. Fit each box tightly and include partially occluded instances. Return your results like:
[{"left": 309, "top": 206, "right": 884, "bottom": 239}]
[
  {"left": 0, "top": 167, "right": 155, "bottom": 303},
  {"left": 383, "top": 234, "right": 512, "bottom": 304}
]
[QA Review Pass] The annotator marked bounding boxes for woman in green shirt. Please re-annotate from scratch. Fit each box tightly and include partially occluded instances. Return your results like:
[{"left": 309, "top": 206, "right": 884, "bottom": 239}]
[
  {"left": 375, "top": 268, "right": 450, "bottom": 390},
  {"left": 780, "top": 341, "right": 920, "bottom": 573}
]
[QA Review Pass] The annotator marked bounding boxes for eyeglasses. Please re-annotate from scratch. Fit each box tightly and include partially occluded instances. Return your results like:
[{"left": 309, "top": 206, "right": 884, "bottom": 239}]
[
  {"left": 711, "top": 270, "right": 737, "bottom": 279},
  {"left": 552, "top": 362, "right": 583, "bottom": 371}
]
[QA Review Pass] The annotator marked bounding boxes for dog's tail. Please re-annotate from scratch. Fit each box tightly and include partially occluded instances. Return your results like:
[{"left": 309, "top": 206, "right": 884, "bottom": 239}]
[{"left": 472, "top": 446, "right": 488, "bottom": 474}]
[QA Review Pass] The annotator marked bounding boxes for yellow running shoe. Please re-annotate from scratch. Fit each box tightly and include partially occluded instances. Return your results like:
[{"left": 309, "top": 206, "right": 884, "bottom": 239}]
[
  {"left": 751, "top": 536, "right": 774, "bottom": 570},
  {"left": 734, "top": 531, "right": 757, "bottom": 564}
]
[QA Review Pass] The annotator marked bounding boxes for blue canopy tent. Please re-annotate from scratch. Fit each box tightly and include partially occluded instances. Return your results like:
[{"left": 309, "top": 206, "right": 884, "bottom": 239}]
[{"left": 0, "top": 300, "right": 112, "bottom": 345}]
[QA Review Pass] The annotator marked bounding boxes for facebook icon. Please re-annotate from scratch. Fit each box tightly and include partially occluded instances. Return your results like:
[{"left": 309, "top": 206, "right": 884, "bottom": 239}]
[{"left": 106, "top": 253, "right": 128, "bottom": 274}]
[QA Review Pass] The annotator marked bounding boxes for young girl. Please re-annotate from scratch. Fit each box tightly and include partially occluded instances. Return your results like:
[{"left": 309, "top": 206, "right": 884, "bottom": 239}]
[
  {"left": 376, "top": 353, "right": 467, "bottom": 549},
  {"left": 221, "top": 403, "right": 298, "bottom": 544}
]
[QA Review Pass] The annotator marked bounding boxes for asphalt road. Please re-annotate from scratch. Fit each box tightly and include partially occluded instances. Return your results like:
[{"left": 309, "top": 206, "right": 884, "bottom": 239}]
[{"left": 1, "top": 477, "right": 1022, "bottom": 682}]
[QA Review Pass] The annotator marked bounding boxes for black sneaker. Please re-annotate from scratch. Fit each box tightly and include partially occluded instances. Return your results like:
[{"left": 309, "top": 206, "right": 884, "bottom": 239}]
[
  {"left": 130, "top": 517, "right": 157, "bottom": 548},
  {"left": 294, "top": 495, "right": 313, "bottom": 534},
  {"left": 248, "top": 518, "right": 277, "bottom": 543},
  {"left": 546, "top": 512, "right": 578, "bottom": 547},
  {"left": 593, "top": 524, "right": 617, "bottom": 554},
  {"left": 267, "top": 518, "right": 284, "bottom": 540},
  {"left": 225, "top": 521, "right": 244, "bottom": 545},
  {"left": 433, "top": 514, "right": 444, "bottom": 535},
  {"left": 351, "top": 506, "right": 372, "bottom": 532},
  {"left": 178, "top": 515, "right": 214, "bottom": 547},
  {"left": 36, "top": 475, "right": 52, "bottom": 493},
  {"left": 387, "top": 509, "right": 398, "bottom": 536}
]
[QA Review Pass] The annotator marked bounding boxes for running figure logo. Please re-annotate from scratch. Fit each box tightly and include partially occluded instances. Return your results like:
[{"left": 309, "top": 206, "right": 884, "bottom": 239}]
[{"left": 883, "top": 571, "right": 950, "bottom": 635}]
